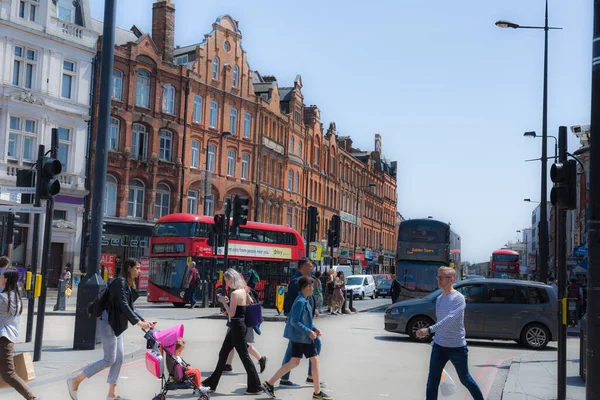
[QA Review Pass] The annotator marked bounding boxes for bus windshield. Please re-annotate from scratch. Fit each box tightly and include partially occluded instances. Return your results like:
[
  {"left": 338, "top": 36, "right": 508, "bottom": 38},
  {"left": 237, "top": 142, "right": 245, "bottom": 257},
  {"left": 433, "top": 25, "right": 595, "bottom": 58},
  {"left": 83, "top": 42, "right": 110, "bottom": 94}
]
[
  {"left": 396, "top": 261, "right": 440, "bottom": 293},
  {"left": 399, "top": 221, "right": 448, "bottom": 244},
  {"left": 153, "top": 222, "right": 195, "bottom": 237},
  {"left": 493, "top": 254, "right": 520, "bottom": 263}
]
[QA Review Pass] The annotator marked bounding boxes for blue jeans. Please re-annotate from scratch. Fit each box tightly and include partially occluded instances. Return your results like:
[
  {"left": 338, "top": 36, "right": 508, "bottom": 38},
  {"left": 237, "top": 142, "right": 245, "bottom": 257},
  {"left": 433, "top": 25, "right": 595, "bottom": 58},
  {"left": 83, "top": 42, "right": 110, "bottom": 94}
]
[
  {"left": 426, "top": 343, "right": 483, "bottom": 400},
  {"left": 281, "top": 337, "right": 322, "bottom": 381},
  {"left": 83, "top": 311, "right": 124, "bottom": 385}
]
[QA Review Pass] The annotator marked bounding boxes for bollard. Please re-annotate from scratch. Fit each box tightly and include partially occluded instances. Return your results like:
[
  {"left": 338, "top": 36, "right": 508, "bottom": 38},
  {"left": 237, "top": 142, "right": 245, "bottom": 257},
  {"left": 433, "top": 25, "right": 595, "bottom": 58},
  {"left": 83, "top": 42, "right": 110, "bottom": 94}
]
[
  {"left": 53, "top": 279, "right": 66, "bottom": 311},
  {"left": 34, "top": 274, "right": 42, "bottom": 298},
  {"left": 25, "top": 271, "right": 32, "bottom": 291}
]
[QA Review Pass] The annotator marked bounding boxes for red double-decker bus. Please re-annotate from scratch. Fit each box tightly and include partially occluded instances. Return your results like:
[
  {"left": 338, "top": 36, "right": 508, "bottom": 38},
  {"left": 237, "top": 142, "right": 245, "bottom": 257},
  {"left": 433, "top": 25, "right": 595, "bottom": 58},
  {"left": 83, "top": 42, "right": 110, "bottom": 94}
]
[
  {"left": 490, "top": 249, "right": 521, "bottom": 279},
  {"left": 148, "top": 214, "right": 305, "bottom": 307}
]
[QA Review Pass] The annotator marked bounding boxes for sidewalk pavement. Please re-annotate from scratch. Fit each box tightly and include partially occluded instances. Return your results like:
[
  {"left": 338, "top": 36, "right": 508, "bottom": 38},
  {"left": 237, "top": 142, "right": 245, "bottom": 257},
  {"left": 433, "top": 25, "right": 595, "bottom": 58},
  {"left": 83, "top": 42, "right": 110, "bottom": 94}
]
[{"left": 502, "top": 337, "right": 585, "bottom": 400}]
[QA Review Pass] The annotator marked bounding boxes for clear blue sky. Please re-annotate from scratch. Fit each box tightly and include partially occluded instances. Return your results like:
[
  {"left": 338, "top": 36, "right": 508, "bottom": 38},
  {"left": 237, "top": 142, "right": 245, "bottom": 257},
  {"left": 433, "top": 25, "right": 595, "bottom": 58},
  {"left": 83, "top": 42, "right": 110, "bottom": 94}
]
[{"left": 91, "top": 0, "right": 592, "bottom": 262}]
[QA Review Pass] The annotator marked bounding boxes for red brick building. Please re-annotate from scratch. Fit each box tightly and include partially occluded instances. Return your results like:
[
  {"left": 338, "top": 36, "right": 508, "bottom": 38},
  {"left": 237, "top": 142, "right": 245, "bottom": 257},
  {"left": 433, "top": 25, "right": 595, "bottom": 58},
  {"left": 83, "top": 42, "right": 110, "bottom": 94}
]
[{"left": 89, "top": 0, "right": 398, "bottom": 272}]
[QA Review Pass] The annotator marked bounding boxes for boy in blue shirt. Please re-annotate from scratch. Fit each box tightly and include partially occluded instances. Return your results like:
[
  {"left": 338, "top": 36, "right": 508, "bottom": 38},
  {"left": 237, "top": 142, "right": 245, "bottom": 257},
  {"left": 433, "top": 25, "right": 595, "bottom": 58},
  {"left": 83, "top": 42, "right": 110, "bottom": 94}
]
[{"left": 262, "top": 276, "right": 332, "bottom": 400}]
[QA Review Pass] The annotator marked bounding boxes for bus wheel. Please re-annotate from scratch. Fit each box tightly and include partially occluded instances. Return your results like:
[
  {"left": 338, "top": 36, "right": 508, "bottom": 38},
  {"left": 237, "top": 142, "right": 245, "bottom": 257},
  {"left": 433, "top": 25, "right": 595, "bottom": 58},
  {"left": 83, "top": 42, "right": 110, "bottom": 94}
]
[
  {"left": 172, "top": 302, "right": 186, "bottom": 308},
  {"left": 408, "top": 316, "right": 434, "bottom": 342}
]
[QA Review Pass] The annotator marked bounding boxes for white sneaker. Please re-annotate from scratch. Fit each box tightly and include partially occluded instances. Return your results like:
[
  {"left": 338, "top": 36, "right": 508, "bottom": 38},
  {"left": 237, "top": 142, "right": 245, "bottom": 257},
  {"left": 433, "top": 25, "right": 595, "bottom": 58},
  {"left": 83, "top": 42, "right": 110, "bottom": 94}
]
[{"left": 66, "top": 378, "right": 78, "bottom": 400}]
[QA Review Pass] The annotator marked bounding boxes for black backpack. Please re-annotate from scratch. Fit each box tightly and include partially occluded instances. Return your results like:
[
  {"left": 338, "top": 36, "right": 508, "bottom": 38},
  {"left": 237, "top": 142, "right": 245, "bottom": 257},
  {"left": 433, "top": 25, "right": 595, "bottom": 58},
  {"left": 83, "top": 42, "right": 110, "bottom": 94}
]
[{"left": 87, "top": 280, "right": 115, "bottom": 318}]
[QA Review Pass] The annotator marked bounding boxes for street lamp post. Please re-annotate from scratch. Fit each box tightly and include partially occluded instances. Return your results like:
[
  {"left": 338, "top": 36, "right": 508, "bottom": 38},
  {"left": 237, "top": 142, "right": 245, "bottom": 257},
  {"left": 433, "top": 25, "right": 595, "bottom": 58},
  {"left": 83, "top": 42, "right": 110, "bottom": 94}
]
[
  {"left": 353, "top": 183, "right": 376, "bottom": 274},
  {"left": 496, "top": 0, "right": 562, "bottom": 285}
]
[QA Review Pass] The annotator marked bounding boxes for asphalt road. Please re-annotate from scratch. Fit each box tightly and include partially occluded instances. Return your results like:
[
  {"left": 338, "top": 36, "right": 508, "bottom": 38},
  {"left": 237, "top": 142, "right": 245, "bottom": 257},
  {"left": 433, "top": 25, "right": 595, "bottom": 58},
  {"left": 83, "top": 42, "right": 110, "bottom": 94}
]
[{"left": 0, "top": 300, "right": 535, "bottom": 400}]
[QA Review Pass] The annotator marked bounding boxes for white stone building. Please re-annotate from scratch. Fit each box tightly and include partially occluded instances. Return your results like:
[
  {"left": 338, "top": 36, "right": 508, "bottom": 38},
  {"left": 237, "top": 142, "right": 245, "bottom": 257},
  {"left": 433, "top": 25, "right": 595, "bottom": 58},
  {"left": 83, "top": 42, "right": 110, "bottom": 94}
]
[{"left": 0, "top": 0, "right": 98, "bottom": 286}]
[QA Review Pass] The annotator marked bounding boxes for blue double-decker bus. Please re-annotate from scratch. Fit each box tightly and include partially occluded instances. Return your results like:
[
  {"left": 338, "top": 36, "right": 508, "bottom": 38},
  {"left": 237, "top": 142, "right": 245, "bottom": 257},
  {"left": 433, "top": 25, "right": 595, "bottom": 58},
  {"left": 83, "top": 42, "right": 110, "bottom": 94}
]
[{"left": 396, "top": 218, "right": 461, "bottom": 300}]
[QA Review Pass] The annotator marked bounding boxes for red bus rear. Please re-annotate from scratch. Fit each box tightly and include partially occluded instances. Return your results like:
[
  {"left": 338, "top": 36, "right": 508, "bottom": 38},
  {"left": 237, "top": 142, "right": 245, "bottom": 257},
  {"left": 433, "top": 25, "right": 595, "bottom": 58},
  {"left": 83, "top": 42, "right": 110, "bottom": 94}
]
[
  {"left": 491, "top": 249, "right": 521, "bottom": 279},
  {"left": 148, "top": 214, "right": 305, "bottom": 307}
]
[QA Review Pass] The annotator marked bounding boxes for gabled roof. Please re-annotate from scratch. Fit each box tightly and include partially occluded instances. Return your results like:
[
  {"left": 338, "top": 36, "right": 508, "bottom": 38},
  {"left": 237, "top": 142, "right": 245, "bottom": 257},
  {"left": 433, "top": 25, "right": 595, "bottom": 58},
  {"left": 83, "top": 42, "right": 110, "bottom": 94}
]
[{"left": 279, "top": 87, "right": 293, "bottom": 102}]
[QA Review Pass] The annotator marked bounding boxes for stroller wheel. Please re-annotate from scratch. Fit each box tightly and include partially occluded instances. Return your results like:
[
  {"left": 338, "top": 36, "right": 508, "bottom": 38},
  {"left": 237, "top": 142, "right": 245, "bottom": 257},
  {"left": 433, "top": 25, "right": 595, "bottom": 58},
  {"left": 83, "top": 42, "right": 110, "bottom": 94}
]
[
  {"left": 198, "top": 395, "right": 209, "bottom": 400},
  {"left": 152, "top": 395, "right": 166, "bottom": 400}
]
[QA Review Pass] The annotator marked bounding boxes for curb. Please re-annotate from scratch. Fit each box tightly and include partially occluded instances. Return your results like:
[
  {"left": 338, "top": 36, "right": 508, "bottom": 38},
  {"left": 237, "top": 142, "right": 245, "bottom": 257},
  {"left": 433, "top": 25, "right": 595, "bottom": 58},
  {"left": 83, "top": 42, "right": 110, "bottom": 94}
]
[{"left": 501, "top": 356, "right": 524, "bottom": 400}]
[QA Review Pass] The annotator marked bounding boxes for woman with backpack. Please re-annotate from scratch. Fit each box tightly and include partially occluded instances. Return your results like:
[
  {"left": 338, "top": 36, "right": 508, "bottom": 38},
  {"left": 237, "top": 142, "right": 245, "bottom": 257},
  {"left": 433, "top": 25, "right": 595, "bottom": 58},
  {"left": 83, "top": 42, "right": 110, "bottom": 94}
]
[
  {"left": 67, "top": 258, "right": 154, "bottom": 400},
  {"left": 0, "top": 262, "right": 39, "bottom": 400}
]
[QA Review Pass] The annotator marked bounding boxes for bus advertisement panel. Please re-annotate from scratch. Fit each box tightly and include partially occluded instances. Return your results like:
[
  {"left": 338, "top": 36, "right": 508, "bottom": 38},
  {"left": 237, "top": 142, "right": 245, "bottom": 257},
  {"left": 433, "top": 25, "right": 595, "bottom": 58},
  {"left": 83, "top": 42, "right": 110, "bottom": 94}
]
[{"left": 148, "top": 214, "right": 305, "bottom": 307}]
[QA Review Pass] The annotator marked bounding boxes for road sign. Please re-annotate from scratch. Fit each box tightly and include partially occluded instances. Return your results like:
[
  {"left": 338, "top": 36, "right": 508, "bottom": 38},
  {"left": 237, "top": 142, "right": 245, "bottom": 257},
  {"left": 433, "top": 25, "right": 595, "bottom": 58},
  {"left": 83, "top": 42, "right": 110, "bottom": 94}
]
[
  {"left": 0, "top": 186, "right": 36, "bottom": 194},
  {"left": 0, "top": 205, "right": 44, "bottom": 213}
]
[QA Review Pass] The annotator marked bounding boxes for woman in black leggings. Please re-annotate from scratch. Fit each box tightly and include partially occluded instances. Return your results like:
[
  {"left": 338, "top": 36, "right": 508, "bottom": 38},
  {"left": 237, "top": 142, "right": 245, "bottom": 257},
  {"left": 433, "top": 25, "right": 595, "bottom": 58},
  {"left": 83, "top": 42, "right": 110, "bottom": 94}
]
[{"left": 201, "top": 268, "right": 261, "bottom": 394}]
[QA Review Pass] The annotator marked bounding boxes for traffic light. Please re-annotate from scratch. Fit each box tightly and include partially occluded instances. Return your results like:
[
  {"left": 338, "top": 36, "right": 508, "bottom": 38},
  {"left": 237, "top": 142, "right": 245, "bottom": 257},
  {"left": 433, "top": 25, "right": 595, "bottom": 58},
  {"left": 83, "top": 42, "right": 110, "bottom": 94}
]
[
  {"left": 307, "top": 206, "right": 319, "bottom": 243},
  {"left": 16, "top": 169, "right": 35, "bottom": 204},
  {"left": 208, "top": 214, "right": 225, "bottom": 247},
  {"left": 38, "top": 157, "right": 62, "bottom": 199},
  {"left": 6, "top": 214, "right": 18, "bottom": 245},
  {"left": 328, "top": 214, "right": 341, "bottom": 248},
  {"left": 550, "top": 159, "right": 577, "bottom": 209},
  {"left": 232, "top": 196, "right": 249, "bottom": 230}
]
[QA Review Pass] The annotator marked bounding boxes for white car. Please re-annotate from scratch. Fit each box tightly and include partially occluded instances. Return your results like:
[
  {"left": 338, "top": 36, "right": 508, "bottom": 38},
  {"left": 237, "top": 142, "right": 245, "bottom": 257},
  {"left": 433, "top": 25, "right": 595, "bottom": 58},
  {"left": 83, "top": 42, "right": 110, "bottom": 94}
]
[{"left": 345, "top": 275, "right": 376, "bottom": 300}]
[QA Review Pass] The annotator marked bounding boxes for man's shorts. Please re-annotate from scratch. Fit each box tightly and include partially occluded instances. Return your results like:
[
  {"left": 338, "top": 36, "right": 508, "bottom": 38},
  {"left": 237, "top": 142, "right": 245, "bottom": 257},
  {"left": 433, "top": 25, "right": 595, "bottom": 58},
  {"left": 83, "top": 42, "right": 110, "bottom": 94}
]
[{"left": 291, "top": 341, "right": 318, "bottom": 359}]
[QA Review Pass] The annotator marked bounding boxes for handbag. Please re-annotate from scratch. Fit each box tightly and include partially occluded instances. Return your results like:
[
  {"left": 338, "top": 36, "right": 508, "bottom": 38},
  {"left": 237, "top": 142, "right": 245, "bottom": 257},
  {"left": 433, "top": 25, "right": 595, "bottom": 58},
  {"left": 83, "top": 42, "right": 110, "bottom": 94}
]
[
  {"left": 439, "top": 369, "right": 457, "bottom": 397},
  {"left": 245, "top": 303, "right": 263, "bottom": 328}
]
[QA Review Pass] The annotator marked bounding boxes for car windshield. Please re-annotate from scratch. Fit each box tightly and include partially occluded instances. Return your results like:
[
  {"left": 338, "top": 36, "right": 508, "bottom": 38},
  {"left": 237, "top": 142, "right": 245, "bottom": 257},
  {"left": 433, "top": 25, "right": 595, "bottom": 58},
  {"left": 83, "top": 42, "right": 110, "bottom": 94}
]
[
  {"left": 380, "top": 279, "right": 392, "bottom": 286},
  {"left": 346, "top": 277, "right": 364, "bottom": 285}
]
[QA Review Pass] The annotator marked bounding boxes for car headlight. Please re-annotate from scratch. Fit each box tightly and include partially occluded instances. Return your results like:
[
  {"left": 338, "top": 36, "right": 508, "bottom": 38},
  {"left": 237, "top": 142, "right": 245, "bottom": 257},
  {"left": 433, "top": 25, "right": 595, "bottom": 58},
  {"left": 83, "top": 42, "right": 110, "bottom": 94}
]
[{"left": 385, "top": 307, "right": 405, "bottom": 315}]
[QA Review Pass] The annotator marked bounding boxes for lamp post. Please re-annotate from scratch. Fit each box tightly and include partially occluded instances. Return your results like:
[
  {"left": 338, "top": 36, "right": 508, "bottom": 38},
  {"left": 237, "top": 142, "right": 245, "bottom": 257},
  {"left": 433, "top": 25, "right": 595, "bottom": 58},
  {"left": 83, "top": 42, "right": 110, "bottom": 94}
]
[
  {"left": 353, "top": 183, "right": 376, "bottom": 274},
  {"left": 496, "top": 0, "right": 562, "bottom": 285}
]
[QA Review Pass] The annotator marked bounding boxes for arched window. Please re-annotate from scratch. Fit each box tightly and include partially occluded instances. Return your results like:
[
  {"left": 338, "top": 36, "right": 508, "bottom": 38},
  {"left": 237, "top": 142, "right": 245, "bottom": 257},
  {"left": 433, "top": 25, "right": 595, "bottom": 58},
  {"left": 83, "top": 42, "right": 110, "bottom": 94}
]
[
  {"left": 159, "top": 130, "right": 172, "bottom": 161},
  {"left": 109, "top": 117, "right": 119, "bottom": 151},
  {"left": 207, "top": 144, "right": 216, "bottom": 172},
  {"left": 289, "top": 136, "right": 294, "bottom": 152},
  {"left": 241, "top": 154, "right": 250, "bottom": 179},
  {"left": 288, "top": 170, "right": 293, "bottom": 191},
  {"left": 112, "top": 69, "right": 123, "bottom": 101},
  {"left": 227, "top": 150, "right": 236, "bottom": 177},
  {"left": 191, "top": 140, "right": 200, "bottom": 168},
  {"left": 155, "top": 183, "right": 171, "bottom": 219},
  {"left": 212, "top": 56, "right": 220, "bottom": 80},
  {"left": 104, "top": 175, "right": 117, "bottom": 216},
  {"left": 209, "top": 101, "right": 218, "bottom": 128},
  {"left": 128, "top": 179, "right": 145, "bottom": 218},
  {"left": 187, "top": 190, "right": 198, "bottom": 214},
  {"left": 232, "top": 65, "right": 239, "bottom": 88},
  {"left": 136, "top": 70, "right": 150, "bottom": 107},
  {"left": 131, "top": 123, "right": 148, "bottom": 160},
  {"left": 162, "top": 84, "right": 175, "bottom": 114},
  {"left": 295, "top": 172, "right": 300, "bottom": 193}
]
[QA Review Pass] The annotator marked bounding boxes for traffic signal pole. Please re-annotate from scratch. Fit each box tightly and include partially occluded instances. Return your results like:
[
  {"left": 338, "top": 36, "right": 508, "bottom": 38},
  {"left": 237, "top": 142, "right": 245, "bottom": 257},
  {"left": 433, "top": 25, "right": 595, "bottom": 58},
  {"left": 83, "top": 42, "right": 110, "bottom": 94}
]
[
  {"left": 25, "top": 145, "right": 44, "bottom": 343},
  {"left": 586, "top": 1, "right": 600, "bottom": 397},
  {"left": 556, "top": 126, "right": 567, "bottom": 400},
  {"left": 73, "top": 0, "right": 116, "bottom": 350}
]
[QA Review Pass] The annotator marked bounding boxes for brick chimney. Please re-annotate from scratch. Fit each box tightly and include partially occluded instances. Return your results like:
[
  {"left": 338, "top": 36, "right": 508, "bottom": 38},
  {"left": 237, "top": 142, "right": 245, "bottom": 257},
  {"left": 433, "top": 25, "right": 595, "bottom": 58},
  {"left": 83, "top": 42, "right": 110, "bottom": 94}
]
[{"left": 152, "top": 0, "right": 175, "bottom": 63}]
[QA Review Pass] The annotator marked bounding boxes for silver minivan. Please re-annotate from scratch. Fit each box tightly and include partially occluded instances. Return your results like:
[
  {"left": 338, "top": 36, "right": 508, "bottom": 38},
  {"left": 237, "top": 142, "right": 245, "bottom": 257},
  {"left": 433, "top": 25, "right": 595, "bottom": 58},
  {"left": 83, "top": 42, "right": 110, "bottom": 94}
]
[{"left": 384, "top": 279, "right": 558, "bottom": 349}]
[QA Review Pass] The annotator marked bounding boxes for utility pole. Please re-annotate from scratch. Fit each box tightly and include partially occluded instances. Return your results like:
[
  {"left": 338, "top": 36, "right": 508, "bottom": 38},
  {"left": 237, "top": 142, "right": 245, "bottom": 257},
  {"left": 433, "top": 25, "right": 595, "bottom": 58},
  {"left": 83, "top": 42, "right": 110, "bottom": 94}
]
[
  {"left": 586, "top": 1, "right": 600, "bottom": 398},
  {"left": 73, "top": 0, "right": 117, "bottom": 350}
]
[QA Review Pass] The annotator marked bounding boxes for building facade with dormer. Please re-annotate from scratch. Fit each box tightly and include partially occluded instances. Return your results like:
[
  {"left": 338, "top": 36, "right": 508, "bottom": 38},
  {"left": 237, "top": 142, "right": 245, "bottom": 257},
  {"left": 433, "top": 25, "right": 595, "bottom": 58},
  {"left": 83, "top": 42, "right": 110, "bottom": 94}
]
[{"left": 0, "top": 0, "right": 98, "bottom": 285}]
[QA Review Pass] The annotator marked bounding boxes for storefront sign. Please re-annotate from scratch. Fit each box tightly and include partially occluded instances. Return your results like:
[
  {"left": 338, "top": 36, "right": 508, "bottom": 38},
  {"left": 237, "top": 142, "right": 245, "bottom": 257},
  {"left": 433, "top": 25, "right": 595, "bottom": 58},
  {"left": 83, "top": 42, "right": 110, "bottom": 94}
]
[
  {"left": 152, "top": 243, "right": 185, "bottom": 254},
  {"left": 365, "top": 250, "right": 373, "bottom": 260},
  {"left": 138, "top": 258, "right": 149, "bottom": 290},
  {"left": 102, "top": 237, "right": 148, "bottom": 248},
  {"left": 353, "top": 253, "right": 365, "bottom": 261},
  {"left": 100, "top": 254, "right": 116, "bottom": 278},
  {"left": 217, "top": 243, "right": 292, "bottom": 259},
  {"left": 340, "top": 211, "right": 361, "bottom": 227}
]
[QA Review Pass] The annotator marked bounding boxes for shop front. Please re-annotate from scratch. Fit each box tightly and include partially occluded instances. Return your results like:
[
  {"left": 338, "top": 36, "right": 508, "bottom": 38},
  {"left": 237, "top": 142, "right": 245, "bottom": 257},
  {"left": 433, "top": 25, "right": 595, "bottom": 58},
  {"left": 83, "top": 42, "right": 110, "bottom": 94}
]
[{"left": 100, "top": 219, "right": 152, "bottom": 279}]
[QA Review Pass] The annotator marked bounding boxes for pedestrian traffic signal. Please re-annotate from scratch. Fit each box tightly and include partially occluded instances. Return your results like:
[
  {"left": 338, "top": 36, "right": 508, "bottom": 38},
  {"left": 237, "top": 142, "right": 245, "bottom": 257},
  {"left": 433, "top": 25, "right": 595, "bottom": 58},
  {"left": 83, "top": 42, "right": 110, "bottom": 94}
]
[
  {"left": 232, "top": 196, "right": 250, "bottom": 230},
  {"left": 307, "top": 206, "right": 319, "bottom": 243},
  {"left": 16, "top": 169, "right": 35, "bottom": 204},
  {"left": 5, "top": 214, "right": 18, "bottom": 245},
  {"left": 550, "top": 159, "right": 577, "bottom": 209},
  {"left": 208, "top": 214, "right": 225, "bottom": 247},
  {"left": 38, "top": 156, "right": 61, "bottom": 199}
]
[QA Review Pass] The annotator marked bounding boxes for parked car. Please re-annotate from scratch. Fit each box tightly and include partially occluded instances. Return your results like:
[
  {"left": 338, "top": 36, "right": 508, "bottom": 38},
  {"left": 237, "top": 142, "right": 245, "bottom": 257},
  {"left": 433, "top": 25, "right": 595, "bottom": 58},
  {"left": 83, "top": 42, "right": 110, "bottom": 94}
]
[
  {"left": 345, "top": 275, "right": 376, "bottom": 300},
  {"left": 376, "top": 279, "right": 392, "bottom": 298},
  {"left": 384, "top": 279, "right": 558, "bottom": 349},
  {"left": 372, "top": 274, "right": 392, "bottom": 287},
  {"left": 466, "top": 275, "right": 486, "bottom": 280}
]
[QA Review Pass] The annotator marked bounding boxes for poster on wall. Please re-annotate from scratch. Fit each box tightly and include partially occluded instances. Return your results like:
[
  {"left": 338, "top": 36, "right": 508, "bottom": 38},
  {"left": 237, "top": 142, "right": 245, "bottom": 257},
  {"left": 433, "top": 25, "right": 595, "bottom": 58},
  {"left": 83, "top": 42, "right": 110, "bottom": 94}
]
[
  {"left": 100, "top": 254, "right": 116, "bottom": 278},
  {"left": 138, "top": 257, "right": 150, "bottom": 291}
]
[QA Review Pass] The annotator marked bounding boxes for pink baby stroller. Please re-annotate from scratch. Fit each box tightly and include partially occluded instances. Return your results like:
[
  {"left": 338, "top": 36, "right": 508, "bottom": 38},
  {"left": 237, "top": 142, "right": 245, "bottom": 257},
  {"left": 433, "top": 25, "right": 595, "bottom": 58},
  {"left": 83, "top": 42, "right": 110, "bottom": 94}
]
[{"left": 144, "top": 324, "right": 209, "bottom": 400}]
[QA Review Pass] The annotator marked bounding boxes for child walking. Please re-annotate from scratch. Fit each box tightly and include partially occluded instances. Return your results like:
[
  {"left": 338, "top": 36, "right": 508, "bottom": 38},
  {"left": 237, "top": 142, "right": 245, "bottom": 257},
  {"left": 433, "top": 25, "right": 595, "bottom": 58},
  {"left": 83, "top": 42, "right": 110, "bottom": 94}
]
[{"left": 261, "top": 276, "right": 332, "bottom": 400}]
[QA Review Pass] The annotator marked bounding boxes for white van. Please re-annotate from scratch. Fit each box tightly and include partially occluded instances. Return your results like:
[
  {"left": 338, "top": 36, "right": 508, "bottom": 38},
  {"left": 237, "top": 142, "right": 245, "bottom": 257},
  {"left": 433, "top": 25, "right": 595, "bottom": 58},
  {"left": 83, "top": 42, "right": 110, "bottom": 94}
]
[
  {"left": 329, "top": 265, "right": 358, "bottom": 277},
  {"left": 345, "top": 275, "right": 376, "bottom": 300}
]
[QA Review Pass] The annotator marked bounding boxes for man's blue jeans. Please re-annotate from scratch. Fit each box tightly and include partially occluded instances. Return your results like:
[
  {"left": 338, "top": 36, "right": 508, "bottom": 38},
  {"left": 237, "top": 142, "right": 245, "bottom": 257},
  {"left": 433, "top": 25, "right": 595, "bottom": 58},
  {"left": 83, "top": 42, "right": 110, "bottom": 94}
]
[
  {"left": 281, "top": 337, "right": 322, "bottom": 381},
  {"left": 426, "top": 343, "right": 483, "bottom": 400}
]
